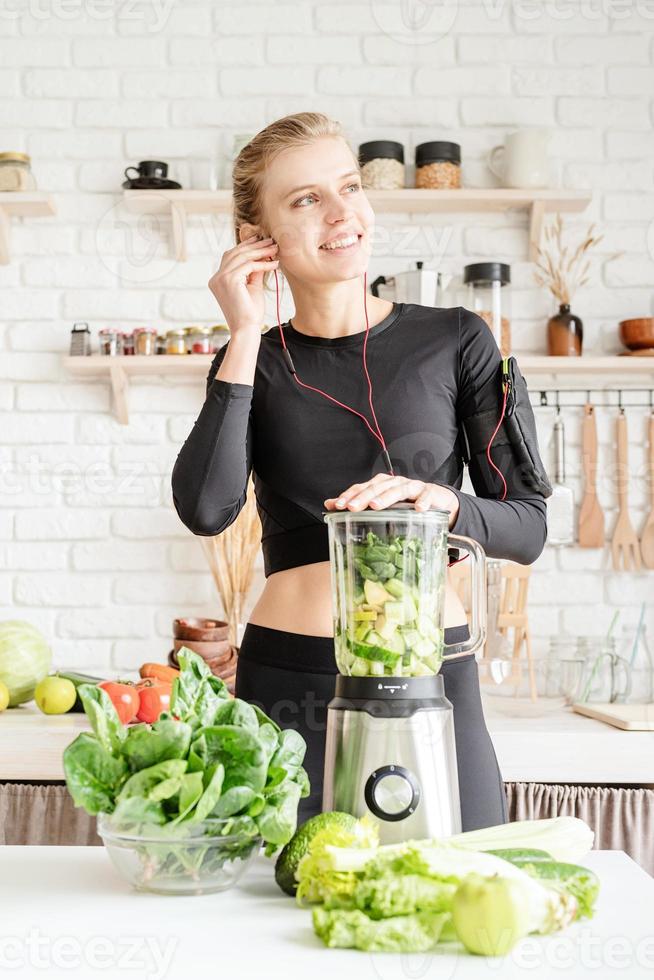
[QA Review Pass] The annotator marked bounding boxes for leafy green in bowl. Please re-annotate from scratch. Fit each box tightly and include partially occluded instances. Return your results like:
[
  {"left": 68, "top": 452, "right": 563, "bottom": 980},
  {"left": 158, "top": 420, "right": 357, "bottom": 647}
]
[
  {"left": 63, "top": 648, "right": 310, "bottom": 895},
  {"left": 97, "top": 812, "right": 262, "bottom": 896}
]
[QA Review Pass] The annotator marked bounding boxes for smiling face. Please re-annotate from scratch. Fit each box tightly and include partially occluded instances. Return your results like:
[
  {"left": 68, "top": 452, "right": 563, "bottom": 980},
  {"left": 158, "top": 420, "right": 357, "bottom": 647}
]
[{"left": 256, "top": 136, "right": 375, "bottom": 284}]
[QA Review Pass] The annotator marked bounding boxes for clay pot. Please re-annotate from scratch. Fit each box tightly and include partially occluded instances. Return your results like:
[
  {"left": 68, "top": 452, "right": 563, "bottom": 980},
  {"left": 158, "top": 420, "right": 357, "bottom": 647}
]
[{"left": 173, "top": 617, "right": 229, "bottom": 642}]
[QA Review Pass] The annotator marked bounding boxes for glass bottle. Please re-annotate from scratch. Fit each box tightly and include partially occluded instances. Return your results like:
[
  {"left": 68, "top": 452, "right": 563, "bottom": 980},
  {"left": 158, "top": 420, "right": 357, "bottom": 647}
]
[{"left": 547, "top": 302, "right": 583, "bottom": 356}]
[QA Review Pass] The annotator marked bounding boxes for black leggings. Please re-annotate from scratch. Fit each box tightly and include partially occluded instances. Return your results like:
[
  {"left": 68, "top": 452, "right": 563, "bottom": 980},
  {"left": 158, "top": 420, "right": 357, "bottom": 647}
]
[{"left": 235, "top": 623, "right": 508, "bottom": 832}]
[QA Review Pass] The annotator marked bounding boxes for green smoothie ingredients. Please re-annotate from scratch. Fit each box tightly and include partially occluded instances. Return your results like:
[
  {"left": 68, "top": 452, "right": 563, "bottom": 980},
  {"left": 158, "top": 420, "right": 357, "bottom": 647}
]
[
  {"left": 335, "top": 530, "right": 445, "bottom": 677},
  {"left": 275, "top": 811, "right": 361, "bottom": 897},
  {"left": 293, "top": 815, "right": 598, "bottom": 954},
  {"left": 63, "top": 648, "right": 310, "bottom": 888}
]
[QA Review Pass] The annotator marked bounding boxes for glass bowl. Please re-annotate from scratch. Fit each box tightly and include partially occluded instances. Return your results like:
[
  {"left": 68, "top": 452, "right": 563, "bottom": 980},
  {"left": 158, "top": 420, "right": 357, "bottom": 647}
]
[{"left": 97, "top": 813, "right": 262, "bottom": 896}]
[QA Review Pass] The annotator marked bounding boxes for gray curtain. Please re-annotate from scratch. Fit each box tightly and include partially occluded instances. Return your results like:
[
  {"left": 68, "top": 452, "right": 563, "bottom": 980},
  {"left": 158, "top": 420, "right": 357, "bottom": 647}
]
[
  {"left": 505, "top": 782, "right": 654, "bottom": 876},
  {"left": 2, "top": 781, "right": 652, "bottom": 876},
  {"left": 0, "top": 782, "right": 101, "bottom": 846}
]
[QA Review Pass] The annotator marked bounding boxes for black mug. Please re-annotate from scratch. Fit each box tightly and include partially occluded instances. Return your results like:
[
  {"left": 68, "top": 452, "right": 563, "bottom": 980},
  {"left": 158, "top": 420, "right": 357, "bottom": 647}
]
[{"left": 124, "top": 160, "right": 168, "bottom": 182}]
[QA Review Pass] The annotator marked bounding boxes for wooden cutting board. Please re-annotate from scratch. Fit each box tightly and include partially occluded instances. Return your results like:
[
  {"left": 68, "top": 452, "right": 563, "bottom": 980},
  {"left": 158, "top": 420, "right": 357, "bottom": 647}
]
[{"left": 572, "top": 701, "right": 654, "bottom": 730}]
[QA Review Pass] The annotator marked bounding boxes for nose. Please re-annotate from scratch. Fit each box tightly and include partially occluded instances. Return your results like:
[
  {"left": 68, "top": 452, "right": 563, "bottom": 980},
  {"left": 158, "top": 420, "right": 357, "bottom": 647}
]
[{"left": 324, "top": 190, "right": 355, "bottom": 224}]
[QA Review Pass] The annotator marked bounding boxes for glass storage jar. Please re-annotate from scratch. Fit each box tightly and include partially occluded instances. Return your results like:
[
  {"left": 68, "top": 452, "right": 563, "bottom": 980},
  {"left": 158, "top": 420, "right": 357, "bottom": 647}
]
[
  {"left": 415, "top": 142, "right": 461, "bottom": 189},
  {"left": 358, "top": 140, "right": 405, "bottom": 190},
  {"left": 133, "top": 327, "right": 157, "bottom": 355},
  {"left": 122, "top": 331, "right": 135, "bottom": 355},
  {"left": 98, "top": 328, "right": 123, "bottom": 356},
  {"left": 0, "top": 152, "right": 36, "bottom": 191},
  {"left": 156, "top": 334, "right": 166, "bottom": 355},
  {"left": 189, "top": 327, "right": 212, "bottom": 354},
  {"left": 463, "top": 262, "right": 512, "bottom": 357},
  {"left": 166, "top": 328, "right": 187, "bottom": 355},
  {"left": 210, "top": 324, "right": 230, "bottom": 353}
]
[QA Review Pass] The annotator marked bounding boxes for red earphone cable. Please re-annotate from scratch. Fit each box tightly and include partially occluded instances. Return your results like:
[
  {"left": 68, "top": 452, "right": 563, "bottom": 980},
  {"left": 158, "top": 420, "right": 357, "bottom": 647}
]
[
  {"left": 485, "top": 382, "right": 509, "bottom": 502},
  {"left": 270, "top": 260, "right": 507, "bottom": 562},
  {"left": 273, "top": 267, "right": 394, "bottom": 475}
]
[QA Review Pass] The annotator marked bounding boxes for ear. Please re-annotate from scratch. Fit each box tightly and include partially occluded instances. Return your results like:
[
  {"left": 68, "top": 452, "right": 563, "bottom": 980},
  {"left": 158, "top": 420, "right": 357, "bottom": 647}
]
[{"left": 238, "top": 223, "right": 261, "bottom": 243}]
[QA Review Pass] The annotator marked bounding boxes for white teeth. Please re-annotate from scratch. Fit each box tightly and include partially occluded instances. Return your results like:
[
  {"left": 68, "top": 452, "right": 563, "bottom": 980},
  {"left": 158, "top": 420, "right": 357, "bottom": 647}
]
[{"left": 320, "top": 234, "right": 359, "bottom": 250}]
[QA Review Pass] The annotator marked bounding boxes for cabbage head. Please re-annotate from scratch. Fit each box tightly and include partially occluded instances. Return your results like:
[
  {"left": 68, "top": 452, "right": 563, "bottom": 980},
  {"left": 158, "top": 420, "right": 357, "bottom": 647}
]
[{"left": 0, "top": 620, "right": 52, "bottom": 706}]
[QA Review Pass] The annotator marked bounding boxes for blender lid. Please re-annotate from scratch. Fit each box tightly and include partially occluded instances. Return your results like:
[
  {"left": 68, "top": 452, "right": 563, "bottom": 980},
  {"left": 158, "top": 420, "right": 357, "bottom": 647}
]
[{"left": 322, "top": 502, "right": 451, "bottom": 521}]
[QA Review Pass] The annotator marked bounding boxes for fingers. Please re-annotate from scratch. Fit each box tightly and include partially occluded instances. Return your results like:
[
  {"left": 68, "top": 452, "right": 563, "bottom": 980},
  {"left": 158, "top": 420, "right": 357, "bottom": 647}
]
[{"left": 325, "top": 477, "right": 423, "bottom": 512}]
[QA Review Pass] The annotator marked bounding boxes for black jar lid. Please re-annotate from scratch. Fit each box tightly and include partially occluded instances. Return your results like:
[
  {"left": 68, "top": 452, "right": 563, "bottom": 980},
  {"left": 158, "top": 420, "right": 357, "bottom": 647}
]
[
  {"left": 463, "top": 262, "right": 511, "bottom": 286},
  {"left": 415, "top": 141, "right": 461, "bottom": 166},
  {"left": 358, "top": 140, "right": 404, "bottom": 165}
]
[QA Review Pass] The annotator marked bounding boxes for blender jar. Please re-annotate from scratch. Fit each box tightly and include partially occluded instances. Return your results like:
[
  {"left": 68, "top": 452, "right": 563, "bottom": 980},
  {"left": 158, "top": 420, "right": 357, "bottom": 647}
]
[{"left": 324, "top": 502, "right": 486, "bottom": 677}]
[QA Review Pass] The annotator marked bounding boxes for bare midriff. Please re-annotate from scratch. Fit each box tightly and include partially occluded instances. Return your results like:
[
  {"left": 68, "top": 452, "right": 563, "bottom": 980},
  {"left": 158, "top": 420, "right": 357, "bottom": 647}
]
[{"left": 247, "top": 560, "right": 468, "bottom": 637}]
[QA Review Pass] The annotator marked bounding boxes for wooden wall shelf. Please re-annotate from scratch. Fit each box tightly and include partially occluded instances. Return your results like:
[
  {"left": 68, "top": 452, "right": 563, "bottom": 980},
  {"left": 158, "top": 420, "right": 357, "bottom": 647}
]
[
  {"left": 0, "top": 192, "right": 57, "bottom": 264},
  {"left": 122, "top": 187, "right": 591, "bottom": 262},
  {"left": 64, "top": 354, "right": 653, "bottom": 425}
]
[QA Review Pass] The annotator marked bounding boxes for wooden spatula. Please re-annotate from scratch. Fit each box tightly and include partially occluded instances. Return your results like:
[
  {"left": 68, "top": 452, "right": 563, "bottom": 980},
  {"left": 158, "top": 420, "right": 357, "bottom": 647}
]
[
  {"left": 611, "top": 409, "right": 642, "bottom": 571},
  {"left": 578, "top": 403, "right": 605, "bottom": 547},
  {"left": 640, "top": 411, "right": 654, "bottom": 569}
]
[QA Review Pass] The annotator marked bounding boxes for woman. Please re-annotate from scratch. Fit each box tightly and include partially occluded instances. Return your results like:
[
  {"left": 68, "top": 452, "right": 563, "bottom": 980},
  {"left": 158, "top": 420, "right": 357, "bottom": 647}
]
[{"left": 171, "top": 112, "right": 548, "bottom": 830}]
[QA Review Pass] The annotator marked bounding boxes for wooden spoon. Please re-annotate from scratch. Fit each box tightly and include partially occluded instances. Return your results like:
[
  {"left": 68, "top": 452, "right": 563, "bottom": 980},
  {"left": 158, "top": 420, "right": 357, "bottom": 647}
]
[
  {"left": 578, "top": 403, "right": 605, "bottom": 548},
  {"left": 611, "top": 409, "right": 642, "bottom": 572},
  {"left": 640, "top": 412, "right": 654, "bottom": 569}
]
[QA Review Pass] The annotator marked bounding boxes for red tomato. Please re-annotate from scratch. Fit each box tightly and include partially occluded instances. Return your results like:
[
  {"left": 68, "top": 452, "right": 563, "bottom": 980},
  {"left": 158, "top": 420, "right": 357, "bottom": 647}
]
[
  {"left": 98, "top": 680, "right": 140, "bottom": 725},
  {"left": 135, "top": 680, "right": 172, "bottom": 724}
]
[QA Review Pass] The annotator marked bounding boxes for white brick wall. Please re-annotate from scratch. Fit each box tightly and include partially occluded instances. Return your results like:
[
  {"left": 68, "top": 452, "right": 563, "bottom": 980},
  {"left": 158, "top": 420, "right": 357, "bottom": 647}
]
[{"left": 1, "top": 0, "right": 653, "bottom": 673}]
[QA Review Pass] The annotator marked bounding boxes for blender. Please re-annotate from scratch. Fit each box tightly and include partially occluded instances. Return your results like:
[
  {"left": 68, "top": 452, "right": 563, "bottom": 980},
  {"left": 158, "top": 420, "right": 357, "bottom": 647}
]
[{"left": 322, "top": 503, "right": 487, "bottom": 843}]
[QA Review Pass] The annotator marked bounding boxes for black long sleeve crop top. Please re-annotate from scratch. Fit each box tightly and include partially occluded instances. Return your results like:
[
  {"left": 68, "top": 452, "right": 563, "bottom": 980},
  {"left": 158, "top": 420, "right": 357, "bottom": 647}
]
[{"left": 171, "top": 303, "right": 548, "bottom": 576}]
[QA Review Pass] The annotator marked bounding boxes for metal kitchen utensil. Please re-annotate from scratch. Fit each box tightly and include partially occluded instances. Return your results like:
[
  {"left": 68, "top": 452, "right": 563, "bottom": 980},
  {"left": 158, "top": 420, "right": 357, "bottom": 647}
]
[
  {"left": 611, "top": 409, "right": 642, "bottom": 571},
  {"left": 547, "top": 408, "right": 575, "bottom": 545},
  {"left": 640, "top": 410, "right": 654, "bottom": 569},
  {"left": 578, "top": 402, "right": 605, "bottom": 547}
]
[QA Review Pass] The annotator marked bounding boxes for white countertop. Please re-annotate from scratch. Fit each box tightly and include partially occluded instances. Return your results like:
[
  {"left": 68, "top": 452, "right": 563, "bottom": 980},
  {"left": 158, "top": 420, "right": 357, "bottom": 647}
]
[
  {"left": 0, "top": 846, "right": 652, "bottom": 979},
  {"left": 482, "top": 695, "right": 654, "bottom": 785},
  {"left": 2, "top": 697, "right": 654, "bottom": 784}
]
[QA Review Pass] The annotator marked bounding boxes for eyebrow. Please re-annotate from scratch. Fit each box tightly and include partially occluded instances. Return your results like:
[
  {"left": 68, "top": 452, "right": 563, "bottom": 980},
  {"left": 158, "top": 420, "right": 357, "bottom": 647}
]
[{"left": 283, "top": 170, "right": 361, "bottom": 201}]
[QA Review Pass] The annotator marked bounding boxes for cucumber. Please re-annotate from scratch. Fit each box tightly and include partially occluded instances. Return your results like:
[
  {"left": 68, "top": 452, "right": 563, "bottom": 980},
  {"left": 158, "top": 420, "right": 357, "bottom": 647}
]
[
  {"left": 351, "top": 640, "right": 402, "bottom": 669},
  {"left": 384, "top": 578, "right": 406, "bottom": 598},
  {"left": 55, "top": 671, "right": 104, "bottom": 712},
  {"left": 486, "top": 848, "right": 553, "bottom": 863}
]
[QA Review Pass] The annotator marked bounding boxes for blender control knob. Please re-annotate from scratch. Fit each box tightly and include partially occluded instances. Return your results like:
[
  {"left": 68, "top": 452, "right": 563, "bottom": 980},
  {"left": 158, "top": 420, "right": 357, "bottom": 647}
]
[{"left": 364, "top": 765, "right": 420, "bottom": 822}]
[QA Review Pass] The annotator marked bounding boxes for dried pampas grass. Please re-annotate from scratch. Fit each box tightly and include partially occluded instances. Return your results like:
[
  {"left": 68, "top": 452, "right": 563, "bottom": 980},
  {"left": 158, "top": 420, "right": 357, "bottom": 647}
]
[
  {"left": 533, "top": 212, "right": 613, "bottom": 306},
  {"left": 200, "top": 475, "right": 261, "bottom": 648}
]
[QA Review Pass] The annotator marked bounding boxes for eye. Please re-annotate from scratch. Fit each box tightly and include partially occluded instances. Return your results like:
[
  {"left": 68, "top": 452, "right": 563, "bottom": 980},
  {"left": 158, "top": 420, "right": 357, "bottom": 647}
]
[{"left": 292, "top": 181, "right": 361, "bottom": 208}]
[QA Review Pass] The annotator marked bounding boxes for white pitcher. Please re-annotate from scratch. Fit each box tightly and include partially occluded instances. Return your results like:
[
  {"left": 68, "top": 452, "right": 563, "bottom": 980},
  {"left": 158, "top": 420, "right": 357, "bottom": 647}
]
[{"left": 487, "top": 128, "right": 551, "bottom": 189}]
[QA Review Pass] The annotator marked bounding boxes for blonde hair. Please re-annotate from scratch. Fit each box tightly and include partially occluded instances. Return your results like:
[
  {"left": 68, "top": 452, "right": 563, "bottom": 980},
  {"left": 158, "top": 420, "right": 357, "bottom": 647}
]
[{"left": 231, "top": 112, "right": 358, "bottom": 292}]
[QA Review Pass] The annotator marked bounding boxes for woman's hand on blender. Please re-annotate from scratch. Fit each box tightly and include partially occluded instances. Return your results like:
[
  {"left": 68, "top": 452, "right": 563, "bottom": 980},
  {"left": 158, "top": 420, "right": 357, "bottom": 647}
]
[
  {"left": 207, "top": 233, "right": 279, "bottom": 337},
  {"left": 324, "top": 474, "right": 460, "bottom": 528}
]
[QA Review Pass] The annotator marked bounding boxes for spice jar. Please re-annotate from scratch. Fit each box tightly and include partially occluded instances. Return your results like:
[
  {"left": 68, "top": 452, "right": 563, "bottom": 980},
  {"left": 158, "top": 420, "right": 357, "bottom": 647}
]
[
  {"left": 156, "top": 334, "right": 166, "bottom": 355},
  {"left": 358, "top": 141, "right": 405, "bottom": 190},
  {"left": 166, "top": 328, "right": 187, "bottom": 355},
  {"left": 0, "top": 152, "right": 37, "bottom": 191},
  {"left": 133, "top": 327, "right": 157, "bottom": 355},
  {"left": 415, "top": 141, "right": 461, "bottom": 189},
  {"left": 463, "top": 262, "right": 512, "bottom": 357},
  {"left": 210, "top": 324, "right": 230, "bottom": 353},
  {"left": 189, "top": 327, "right": 212, "bottom": 354},
  {"left": 98, "top": 328, "right": 123, "bottom": 356},
  {"left": 122, "top": 331, "right": 135, "bottom": 355}
]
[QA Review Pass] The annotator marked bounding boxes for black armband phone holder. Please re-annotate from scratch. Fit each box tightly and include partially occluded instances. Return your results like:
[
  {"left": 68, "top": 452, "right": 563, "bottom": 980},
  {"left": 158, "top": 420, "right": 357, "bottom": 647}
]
[{"left": 460, "top": 356, "right": 553, "bottom": 499}]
